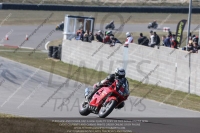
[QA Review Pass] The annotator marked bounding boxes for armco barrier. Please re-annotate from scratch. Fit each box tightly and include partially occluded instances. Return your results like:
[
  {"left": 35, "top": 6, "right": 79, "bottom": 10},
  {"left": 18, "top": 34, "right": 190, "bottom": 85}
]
[
  {"left": 61, "top": 39, "right": 200, "bottom": 96},
  {"left": 1, "top": 3, "right": 200, "bottom": 13}
]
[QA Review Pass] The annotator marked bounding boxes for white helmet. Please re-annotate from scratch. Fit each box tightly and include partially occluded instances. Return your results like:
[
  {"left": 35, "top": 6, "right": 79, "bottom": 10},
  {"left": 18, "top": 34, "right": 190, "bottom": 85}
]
[
  {"left": 98, "top": 30, "right": 102, "bottom": 33},
  {"left": 126, "top": 32, "right": 131, "bottom": 37}
]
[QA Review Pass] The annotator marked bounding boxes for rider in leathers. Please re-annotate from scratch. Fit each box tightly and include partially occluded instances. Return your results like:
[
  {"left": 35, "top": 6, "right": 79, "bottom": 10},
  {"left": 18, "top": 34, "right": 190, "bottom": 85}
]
[{"left": 86, "top": 68, "right": 130, "bottom": 109}]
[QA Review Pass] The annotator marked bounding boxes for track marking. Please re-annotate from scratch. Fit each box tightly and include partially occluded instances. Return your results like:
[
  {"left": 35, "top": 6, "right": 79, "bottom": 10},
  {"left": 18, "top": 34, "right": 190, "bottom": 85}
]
[{"left": 45, "top": 41, "right": 50, "bottom": 50}]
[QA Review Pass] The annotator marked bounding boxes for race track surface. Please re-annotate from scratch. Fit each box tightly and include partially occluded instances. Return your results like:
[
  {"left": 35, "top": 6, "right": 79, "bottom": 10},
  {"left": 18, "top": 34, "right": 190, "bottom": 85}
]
[
  {"left": 0, "top": 57, "right": 200, "bottom": 133},
  {"left": 0, "top": 23, "right": 199, "bottom": 50}
]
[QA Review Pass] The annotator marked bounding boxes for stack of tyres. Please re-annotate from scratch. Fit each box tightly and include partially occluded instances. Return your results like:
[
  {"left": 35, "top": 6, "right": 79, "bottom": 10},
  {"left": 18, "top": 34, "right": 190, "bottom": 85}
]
[
  {"left": 48, "top": 46, "right": 53, "bottom": 58},
  {"left": 52, "top": 46, "right": 58, "bottom": 59},
  {"left": 57, "top": 45, "right": 62, "bottom": 60}
]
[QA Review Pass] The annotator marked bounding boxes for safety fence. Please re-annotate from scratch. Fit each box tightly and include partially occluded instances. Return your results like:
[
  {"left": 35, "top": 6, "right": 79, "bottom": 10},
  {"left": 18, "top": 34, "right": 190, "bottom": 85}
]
[{"left": 1, "top": 3, "right": 200, "bottom": 13}]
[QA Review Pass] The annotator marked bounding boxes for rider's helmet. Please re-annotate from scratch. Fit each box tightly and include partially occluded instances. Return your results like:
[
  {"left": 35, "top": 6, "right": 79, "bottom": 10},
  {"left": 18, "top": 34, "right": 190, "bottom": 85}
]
[
  {"left": 106, "top": 31, "right": 112, "bottom": 35},
  {"left": 98, "top": 30, "right": 102, "bottom": 33},
  {"left": 126, "top": 32, "right": 131, "bottom": 37},
  {"left": 115, "top": 68, "right": 126, "bottom": 79}
]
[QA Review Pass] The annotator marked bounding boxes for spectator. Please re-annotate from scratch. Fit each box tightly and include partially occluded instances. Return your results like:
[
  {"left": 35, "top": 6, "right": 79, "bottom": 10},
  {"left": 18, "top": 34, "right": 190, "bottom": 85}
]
[
  {"left": 162, "top": 35, "right": 166, "bottom": 46},
  {"left": 171, "top": 34, "right": 178, "bottom": 49},
  {"left": 182, "top": 40, "right": 193, "bottom": 51},
  {"left": 103, "top": 31, "right": 112, "bottom": 44},
  {"left": 192, "top": 35, "right": 199, "bottom": 44},
  {"left": 124, "top": 32, "right": 133, "bottom": 48},
  {"left": 189, "top": 32, "right": 192, "bottom": 40},
  {"left": 148, "top": 30, "right": 156, "bottom": 47},
  {"left": 80, "top": 29, "right": 85, "bottom": 41},
  {"left": 110, "top": 36, "right": 122, "bottom": 47},
  {"left": 82, "top": 33, "right": 89, "bottom": 42},
  {"left": 195, "top": 36, "right": 199, "bottom": 44},
  {"left": 76, "top": 29, "right": 82, "bottom": 40},
  {"left": 197, "top": 40, "right": 200, "bottom": 50},
  {"left": 154, "top": 32, "right": 160, "bottom": 48},
  {"left": 192, "top": 42, "right": 198, "bottom": 53},
  {"left": 76, "top": 29, "right": 81, "bottom": 36},
  {"left": 163, "top": 35, "right": 171, "bottom": 47},
  {"left": 138, "top": 33, "right": 149, "bottom": 46},
  {"left": 76, "top": 32, "right": 81, "bottom": 40},
  {"left": 88, "top": 31, "right": 94, "bottom": 42},
  {"left": 95, "top": 30, "right": 104, "bottom": 42},
  {"left": 168, "top": 29, "right": 172, "bottom": 38}
]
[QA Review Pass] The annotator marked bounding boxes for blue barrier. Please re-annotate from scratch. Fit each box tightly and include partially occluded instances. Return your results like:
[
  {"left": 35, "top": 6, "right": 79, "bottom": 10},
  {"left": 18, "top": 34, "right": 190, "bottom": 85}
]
[{"left": 1, "top": 3, "right": 200, "bottom": 13}]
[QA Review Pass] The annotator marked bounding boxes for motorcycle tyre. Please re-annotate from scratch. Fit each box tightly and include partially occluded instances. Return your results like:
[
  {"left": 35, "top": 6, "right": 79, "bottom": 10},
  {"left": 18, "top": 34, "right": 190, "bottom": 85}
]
[
  {"left": 98, "top": 100, "right": 117, "bottom": 118},
  {"left": 79, "top": 101, "right": 90, "bottom": 116}
]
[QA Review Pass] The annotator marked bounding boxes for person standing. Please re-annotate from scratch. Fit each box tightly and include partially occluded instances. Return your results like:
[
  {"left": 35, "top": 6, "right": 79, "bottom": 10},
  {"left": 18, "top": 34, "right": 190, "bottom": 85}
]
[
  {"left": 148, "top": 30, "right": 156, "bottom": 47},
  {"left": 138, "top": 33, "right": 149, "bottom": 46},
  {"left": 154, "top": 32, "right": 160, "bottom": 48},
  {"left": 124, "top": 32, "right": 133, "bottom": 48},
  {"left": 171, "top": 34, "right": 178, "bottom": 49}
]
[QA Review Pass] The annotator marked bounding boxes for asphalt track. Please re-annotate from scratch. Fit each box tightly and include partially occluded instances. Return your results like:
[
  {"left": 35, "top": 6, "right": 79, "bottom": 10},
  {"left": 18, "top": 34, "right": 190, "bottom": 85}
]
[
  {"left": 0, "top": 23, "right": 199, "bottom": 50},
  {"left": 0, "top": 56, "right": 200, "bottom": 133}
]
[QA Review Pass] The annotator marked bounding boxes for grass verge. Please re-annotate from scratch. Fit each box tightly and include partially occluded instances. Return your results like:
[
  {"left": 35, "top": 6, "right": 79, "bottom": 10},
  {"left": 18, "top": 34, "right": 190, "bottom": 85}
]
[{"left": 0, "top": 46, "right": 200, "bottom": 112}]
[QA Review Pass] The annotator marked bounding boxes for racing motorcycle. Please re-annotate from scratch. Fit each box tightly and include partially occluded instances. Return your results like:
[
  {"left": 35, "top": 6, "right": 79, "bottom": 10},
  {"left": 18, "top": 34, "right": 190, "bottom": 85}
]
[
  {"left": 55, "top": 22, "right": 64, "bottom": 31},
  {"left": 79, "top": 79, "right": 128, "bottom": 118},
  {"left": 148, "top": 22, "right": 158, "bottom": 29},
  {"left": 105, "top": 22, "right": 115, "bottom": 30}
]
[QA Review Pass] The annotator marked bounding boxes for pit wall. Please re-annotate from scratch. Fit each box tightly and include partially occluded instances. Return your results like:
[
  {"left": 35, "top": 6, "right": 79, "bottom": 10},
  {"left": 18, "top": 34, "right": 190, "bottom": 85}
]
[{"left": 61, "top": 39, "right": 200, "bottom": 96}]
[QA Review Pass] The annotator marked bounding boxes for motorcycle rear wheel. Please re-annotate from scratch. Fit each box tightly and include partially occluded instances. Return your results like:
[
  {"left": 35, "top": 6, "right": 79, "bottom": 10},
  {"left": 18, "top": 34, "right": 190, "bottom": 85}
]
[
  {"left": 79, "top": 101, "right": 90, "bottom": 116},
  {"left": 98, "top": 100, "right": 117, "bottom": 118}
]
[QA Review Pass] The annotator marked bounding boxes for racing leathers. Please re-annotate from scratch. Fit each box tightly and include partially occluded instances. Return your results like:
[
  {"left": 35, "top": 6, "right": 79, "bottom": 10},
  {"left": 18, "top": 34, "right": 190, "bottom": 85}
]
[
  {"left": 86, "top": 74, "right": 130, "bottom": 109},
  {"left": 124, "top": 36, "right": 133, "bottom": 47}
]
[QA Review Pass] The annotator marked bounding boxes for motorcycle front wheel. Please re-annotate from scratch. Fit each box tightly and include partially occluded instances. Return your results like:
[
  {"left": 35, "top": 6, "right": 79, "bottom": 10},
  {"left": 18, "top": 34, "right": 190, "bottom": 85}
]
[
  {"left": 79, "top": 101, "right": 90, "bottom": 116},
  {"left": 98, "top": 100, "right": 117, "bottom": 118}
]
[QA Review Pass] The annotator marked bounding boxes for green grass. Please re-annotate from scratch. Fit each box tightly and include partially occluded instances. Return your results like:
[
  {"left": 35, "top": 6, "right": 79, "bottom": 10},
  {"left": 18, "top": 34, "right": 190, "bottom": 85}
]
[{"left": 0, "top": 46, "right": 200, "bottom": 112}]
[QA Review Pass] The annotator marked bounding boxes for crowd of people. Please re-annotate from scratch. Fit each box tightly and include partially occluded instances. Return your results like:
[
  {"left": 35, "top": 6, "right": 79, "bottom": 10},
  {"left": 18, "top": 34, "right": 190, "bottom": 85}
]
[
  {"left": 182, "top": 33, "right": 199, "bottom": 53},
  {"left": 138, "top": 29, "right": 200, "bottom": 54},
  {"left": 76, "top": 29, "right": 95, "bottom": 42},
  {"left": 76, "top": 29, "right": 134, "bottom": 47},
  {"left": 75, "top": 28, "right": 200, "bottom": 54},
  {"left": 95, "top": 30, "right": 123, "bottom": 47},
  {"left": 137, "top": 30, "right": 177, "bottom": 49}
]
